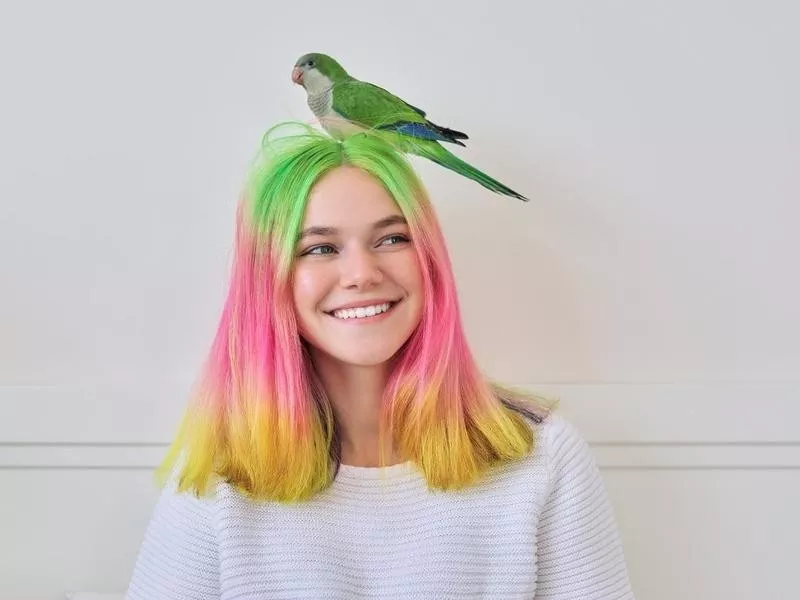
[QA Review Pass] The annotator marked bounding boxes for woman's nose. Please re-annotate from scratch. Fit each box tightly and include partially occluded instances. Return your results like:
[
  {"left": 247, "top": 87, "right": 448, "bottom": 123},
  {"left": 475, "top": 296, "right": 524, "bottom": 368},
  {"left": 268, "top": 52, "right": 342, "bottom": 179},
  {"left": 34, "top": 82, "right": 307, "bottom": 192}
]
[{"left": 339, "top": 246, "right": 383, "bottom": 289}]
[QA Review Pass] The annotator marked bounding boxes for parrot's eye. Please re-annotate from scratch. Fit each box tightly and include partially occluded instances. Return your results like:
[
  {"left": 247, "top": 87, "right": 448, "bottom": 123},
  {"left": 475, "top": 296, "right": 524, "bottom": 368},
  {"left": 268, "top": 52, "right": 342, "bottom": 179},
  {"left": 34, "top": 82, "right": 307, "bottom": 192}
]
[{"left": 306, "top": 60, "right": 314, "bottom": 67}]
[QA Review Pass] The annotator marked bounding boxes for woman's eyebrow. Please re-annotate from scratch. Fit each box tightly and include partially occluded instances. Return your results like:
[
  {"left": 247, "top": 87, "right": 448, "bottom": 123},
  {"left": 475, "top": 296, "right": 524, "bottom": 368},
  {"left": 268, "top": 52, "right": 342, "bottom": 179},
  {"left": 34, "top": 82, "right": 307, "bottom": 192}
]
[
  {"left": 298, "top": 225, "right": 337, "bottom": 240},
  {"left": 298, "top": 215, "right": 407, "bottom": 240},
  {"left": 372, "top": 214, "right": 408, "bottom": 230}
]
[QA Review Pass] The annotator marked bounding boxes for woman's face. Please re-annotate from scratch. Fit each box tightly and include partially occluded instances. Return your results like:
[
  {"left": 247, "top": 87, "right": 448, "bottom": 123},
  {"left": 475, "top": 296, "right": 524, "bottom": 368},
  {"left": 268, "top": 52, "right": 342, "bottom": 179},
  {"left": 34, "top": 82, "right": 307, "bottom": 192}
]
[{"left": 292, "top": 166, "right": 424, "bottom": 367}]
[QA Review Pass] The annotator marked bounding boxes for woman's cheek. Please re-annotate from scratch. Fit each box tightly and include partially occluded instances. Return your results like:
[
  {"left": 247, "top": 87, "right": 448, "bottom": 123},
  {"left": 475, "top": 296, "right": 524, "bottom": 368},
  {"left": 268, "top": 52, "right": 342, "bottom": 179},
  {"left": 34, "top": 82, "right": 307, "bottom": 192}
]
[{"left": 292, "top": 265, "right": 326, "bottom": 310}]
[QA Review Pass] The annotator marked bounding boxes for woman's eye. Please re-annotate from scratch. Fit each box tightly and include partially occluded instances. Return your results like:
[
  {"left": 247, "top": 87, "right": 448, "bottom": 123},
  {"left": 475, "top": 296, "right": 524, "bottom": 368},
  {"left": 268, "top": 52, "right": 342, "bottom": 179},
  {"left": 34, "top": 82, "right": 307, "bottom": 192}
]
[
  {"left": 303, "top": 244, "right": 336, "bottom": 256},
  {"left": 380, "top": 234, "right": 410, "bottom": 246}
]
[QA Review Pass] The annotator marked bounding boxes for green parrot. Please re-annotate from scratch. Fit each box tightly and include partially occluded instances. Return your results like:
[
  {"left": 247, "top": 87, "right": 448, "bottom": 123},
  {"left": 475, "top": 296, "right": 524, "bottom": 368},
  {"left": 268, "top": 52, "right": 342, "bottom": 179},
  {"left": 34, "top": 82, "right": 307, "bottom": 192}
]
[{"left": 291, "top": 53, "right": 528, "bottom": 201}]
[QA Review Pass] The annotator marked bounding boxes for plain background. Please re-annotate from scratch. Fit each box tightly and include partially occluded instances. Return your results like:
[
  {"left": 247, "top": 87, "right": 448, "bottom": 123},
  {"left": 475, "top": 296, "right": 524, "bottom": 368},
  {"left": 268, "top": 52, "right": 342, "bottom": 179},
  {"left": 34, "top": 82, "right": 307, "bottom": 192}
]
[{"left": 1, "top": 1, "right": 798, "bottom": 598}]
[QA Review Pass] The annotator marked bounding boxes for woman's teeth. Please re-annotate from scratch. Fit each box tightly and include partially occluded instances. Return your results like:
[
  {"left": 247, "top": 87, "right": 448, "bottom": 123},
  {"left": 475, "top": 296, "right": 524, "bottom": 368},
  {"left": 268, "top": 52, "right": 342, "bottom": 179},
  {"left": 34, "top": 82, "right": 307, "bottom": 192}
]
[{"left": 332, "top": 302, "right": 393, "bottom": 320}]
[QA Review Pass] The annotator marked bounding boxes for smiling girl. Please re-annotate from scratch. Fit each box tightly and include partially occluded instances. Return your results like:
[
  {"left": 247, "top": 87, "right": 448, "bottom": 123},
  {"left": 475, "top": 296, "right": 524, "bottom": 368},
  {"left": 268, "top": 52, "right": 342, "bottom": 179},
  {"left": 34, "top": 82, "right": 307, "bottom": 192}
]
[{"left": 125, "top": 123, "right": 634, "bottom": 599}]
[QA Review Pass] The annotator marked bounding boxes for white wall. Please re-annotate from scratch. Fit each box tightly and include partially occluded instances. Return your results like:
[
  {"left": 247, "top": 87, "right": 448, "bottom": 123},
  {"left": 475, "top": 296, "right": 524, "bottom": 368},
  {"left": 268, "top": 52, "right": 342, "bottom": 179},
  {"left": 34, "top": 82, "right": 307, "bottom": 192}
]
[{"left": 1, "top": 1, "right": 798, "bottom": 598}]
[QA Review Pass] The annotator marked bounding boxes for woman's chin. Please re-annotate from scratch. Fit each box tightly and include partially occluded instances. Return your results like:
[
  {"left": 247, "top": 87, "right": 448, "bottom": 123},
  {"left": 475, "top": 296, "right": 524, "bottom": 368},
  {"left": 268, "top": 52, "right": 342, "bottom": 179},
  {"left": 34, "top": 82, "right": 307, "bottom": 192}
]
[
  {"left": 334, "top": 349, "right": 399, "bottom": 368},
  {"left": 311, "top": 343, "right": 403, "bottom": 369}
]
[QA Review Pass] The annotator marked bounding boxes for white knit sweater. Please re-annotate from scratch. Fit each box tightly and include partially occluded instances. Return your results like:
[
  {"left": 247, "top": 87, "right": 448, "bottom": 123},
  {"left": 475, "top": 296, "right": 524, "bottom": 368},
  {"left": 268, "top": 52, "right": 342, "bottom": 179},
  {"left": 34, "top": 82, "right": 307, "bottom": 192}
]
[{"left": 125, "top": 414, "right": 634, "bottom": 599}]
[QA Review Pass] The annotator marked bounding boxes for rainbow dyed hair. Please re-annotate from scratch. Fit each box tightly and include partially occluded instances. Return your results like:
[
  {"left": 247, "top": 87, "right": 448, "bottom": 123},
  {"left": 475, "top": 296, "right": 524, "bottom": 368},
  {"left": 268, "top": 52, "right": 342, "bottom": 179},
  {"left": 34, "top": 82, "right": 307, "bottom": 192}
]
[{"left": 157, "top": 122, "right": 553, "bottom": 502}]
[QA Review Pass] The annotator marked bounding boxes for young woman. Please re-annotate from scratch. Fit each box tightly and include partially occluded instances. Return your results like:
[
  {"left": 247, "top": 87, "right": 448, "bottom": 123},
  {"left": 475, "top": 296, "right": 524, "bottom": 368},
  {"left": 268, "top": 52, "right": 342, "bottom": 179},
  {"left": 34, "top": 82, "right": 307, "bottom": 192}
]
[{"left": 125, "top": 123, "right": 634, "bottom": 599}]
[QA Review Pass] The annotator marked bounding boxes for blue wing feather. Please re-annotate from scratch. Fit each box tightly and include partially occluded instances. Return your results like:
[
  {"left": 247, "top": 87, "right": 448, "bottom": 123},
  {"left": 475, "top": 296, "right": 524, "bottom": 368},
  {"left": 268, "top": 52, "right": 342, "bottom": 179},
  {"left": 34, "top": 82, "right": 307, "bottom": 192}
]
[{"left": 377, "top": 122, "right": 467, "bottom": 146}]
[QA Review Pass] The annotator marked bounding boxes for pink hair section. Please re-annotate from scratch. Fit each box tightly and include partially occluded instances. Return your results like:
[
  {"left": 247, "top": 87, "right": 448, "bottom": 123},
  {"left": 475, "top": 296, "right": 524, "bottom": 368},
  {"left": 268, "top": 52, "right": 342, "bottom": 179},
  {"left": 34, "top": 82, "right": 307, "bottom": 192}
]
[
  {"left": 199, "top": 196, "right": 314, "bottom": 438},
  {"left": 385, "top": 188, "right": 498, "bottom": 427}
]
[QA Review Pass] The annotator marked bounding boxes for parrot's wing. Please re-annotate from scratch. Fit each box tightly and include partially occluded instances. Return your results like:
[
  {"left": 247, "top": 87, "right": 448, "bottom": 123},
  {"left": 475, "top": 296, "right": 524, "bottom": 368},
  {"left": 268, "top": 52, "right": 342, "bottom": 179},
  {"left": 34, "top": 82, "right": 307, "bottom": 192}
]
[
  {"left": 373, "top": 85, "right": 427, "bottom": 117},
  {"left": 332, "top": 80, "right": 464, "bottom": 145},
  {"left": 332, "top": 80, "right": 427, "bottom": 128}
]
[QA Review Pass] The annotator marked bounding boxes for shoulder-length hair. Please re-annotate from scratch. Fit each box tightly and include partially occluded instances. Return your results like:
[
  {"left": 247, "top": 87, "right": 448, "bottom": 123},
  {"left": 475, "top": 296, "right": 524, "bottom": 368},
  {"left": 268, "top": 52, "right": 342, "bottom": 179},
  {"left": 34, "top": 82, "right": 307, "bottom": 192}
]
[{"left": 157, "top": 122, "right": 553, "bottom": 502}]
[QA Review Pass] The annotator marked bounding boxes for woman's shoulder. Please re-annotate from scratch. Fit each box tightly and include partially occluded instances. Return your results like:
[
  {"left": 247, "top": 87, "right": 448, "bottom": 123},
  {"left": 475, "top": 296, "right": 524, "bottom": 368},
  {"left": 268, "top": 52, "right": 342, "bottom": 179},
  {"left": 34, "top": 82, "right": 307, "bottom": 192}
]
[
  {"left": 153, "top": 476, "right": 220, "bottom": 520},
  {"left": 538, "top": 411, "right": 589, "bottom": 448},
  {"left": 519, "top": 410, "right": 597, "bottom": 480},
  {"left": 149, "top": 456, "right": 224, "bottom": 522}
]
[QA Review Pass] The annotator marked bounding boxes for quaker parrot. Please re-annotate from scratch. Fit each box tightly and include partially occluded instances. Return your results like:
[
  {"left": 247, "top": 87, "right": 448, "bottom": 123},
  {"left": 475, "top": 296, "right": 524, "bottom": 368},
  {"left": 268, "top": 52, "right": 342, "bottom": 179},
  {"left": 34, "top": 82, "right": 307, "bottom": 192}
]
[{"left": 291, "top": 53, "right": 528, "bottom": 201}]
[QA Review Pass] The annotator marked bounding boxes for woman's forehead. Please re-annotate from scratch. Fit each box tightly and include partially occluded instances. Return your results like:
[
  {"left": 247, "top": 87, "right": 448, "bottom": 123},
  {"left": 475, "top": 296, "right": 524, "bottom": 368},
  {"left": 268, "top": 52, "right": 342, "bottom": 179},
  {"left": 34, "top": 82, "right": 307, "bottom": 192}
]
[{"left": 303, "top": 166, "right": 402, "bottom": 227}]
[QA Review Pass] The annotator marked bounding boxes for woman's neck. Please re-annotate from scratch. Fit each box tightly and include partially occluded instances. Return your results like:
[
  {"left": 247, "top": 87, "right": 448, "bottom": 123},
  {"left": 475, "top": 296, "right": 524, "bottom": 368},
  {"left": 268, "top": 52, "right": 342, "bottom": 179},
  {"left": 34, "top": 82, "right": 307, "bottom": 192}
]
[{"left": 311, "top": 350, "right": 402, "bottom": 467}]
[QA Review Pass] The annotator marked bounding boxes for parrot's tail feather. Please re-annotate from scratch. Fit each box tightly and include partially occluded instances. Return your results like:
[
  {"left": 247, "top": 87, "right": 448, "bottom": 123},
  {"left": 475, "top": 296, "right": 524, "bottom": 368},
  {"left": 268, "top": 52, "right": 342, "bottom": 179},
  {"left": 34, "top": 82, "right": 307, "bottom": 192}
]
[
  {"left": 414, "top": 144, "right": 529, "bottom": 202},
  {"left": 431, "top": 123, "right": 469, "bottom": 141}
]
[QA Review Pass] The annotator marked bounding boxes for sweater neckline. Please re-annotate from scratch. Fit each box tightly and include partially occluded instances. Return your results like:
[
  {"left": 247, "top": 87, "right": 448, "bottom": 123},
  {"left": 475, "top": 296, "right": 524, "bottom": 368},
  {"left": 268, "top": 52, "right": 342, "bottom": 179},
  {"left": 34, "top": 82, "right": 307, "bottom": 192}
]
[{"left": 336, "top": 460, "right": 417, "bottom": 479}]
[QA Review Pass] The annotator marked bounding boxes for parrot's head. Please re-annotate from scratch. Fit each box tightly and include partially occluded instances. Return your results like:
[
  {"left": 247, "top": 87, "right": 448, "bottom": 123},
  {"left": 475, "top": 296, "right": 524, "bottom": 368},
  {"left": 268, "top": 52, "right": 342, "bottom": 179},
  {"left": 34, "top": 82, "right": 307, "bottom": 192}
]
[{"left": 292, "top": 53, "right": 349, "bottom": 94}]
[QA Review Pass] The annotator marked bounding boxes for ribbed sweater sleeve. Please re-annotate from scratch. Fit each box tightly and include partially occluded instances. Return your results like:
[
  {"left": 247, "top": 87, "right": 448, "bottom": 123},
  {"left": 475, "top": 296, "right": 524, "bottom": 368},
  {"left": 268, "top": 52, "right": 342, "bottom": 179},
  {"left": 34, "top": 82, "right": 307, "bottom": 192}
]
[
  {"left": 534, "top": 416, "right": 635, "bottom": 599},
  {"left": 125, "top": 481, "right": 220, "bottom": 600}
]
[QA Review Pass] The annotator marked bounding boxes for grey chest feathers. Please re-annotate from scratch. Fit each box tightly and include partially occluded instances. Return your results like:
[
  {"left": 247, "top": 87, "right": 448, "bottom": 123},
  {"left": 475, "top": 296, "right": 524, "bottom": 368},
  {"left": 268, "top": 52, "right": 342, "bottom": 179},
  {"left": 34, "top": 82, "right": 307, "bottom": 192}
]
[{"left": 307, "top": 90, "right": 333, "bottom": 117}]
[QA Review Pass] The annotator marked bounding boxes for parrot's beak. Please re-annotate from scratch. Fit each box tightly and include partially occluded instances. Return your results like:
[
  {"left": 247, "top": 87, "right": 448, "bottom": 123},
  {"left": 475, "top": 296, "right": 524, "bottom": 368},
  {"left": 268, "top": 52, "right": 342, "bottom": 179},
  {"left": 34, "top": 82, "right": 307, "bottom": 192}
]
[{"left": 291, "top": 67, "right": 304, "bottom": 85}]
